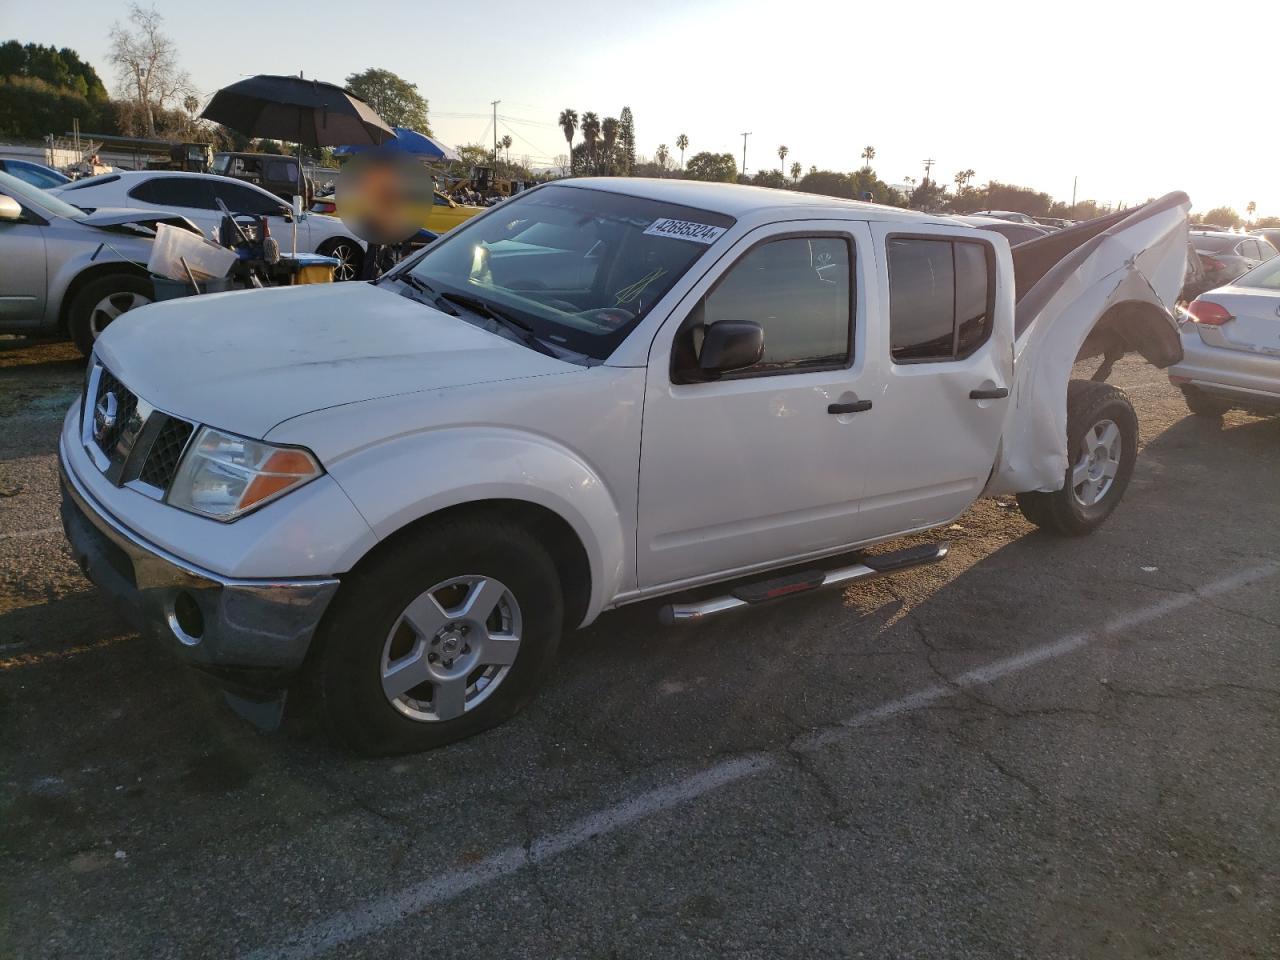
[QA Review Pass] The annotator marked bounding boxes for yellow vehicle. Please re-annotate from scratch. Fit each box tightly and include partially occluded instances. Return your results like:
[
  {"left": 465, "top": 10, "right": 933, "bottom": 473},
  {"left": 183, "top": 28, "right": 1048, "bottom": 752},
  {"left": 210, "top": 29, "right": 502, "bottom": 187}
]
[
  {"left": 311, "top": 190, "right": 482, "bottom": 235},
  {"left": 427, "top": 191, "right": 484, "bottom": 233}
]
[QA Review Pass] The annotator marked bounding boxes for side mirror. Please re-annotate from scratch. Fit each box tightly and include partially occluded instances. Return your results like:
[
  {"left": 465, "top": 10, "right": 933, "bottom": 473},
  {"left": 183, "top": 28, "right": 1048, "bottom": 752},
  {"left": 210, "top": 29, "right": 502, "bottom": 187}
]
[
  {"left": 698, "top": 319, "right": 764, "bottom": 376},
  {"left": 0, "top": 194, "right": 22, "bottom": 222}
]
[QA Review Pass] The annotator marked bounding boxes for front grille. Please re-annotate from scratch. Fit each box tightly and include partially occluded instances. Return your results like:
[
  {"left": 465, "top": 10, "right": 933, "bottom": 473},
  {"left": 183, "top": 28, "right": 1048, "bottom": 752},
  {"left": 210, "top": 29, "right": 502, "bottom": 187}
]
[
  {"left": 86, "top": 362, "right": 197, "bottom": 497},
  {"left": 93, "top": 367, "right": 139, "bottom": 457},
  {"left": 138, "top": 417, "right": 194, "bottom": 489}
]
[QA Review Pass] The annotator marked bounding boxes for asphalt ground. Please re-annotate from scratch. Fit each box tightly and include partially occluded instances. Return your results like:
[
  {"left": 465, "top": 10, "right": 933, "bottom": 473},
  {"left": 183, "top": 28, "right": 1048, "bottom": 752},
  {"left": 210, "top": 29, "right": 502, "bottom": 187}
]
[{"left": 1, "top": 335, "right": 1277, "bottom": 960}]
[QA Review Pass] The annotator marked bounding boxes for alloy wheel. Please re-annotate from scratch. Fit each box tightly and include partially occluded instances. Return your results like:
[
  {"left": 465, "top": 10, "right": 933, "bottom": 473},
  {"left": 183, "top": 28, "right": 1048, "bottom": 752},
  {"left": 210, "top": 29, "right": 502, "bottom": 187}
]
[
  {"left": 1071, "top": 418, "right": 1121, "bottom": 507},
  {"left": 380, "top": 575, "right": 523, "bottom": 722},
  {"left": 89, "top": 291, "right": 151, "bottom": 339}
]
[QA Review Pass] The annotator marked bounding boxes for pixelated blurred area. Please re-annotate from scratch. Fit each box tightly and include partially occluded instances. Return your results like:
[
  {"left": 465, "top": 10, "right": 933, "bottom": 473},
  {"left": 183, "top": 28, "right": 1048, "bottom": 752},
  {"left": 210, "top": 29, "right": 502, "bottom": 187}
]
[{"left": 335, "top": 152, "right": 434, "bottom": 244}]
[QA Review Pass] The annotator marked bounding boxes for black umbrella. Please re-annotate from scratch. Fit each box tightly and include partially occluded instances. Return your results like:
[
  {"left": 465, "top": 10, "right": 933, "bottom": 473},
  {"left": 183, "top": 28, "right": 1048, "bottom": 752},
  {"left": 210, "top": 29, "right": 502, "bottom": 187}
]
[{"left": 201, "top": 74, "right": 394, "bottom": 148}]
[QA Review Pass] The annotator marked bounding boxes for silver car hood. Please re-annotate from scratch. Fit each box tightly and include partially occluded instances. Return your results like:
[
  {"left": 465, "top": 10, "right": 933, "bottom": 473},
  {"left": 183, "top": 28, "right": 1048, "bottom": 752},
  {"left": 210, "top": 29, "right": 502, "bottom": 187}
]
[{"left": 79, "top": 206, "right": 203, "bottom": 235}]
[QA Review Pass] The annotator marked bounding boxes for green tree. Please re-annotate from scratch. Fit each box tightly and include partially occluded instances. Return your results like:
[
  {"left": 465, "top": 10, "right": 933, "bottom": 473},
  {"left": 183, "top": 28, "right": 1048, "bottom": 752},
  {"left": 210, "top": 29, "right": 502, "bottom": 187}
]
[
  {"left": 344, "top": 67, "right": 430, "bottom": 132},
  {"left": 601, "top": 116, "right": 619, "bottom": 173},
  {"left": 1246, "top": 200, "right": 1256, "bottom": 222},
  {"left": 579, "top": 112, "right": 600, "bottom": 171},
  {"left": 0, "top": 41, "right": 109, "bottom": 103},
  {"left": 751, "top": 169, "right": 790, "bottom": 189},
  {"left": 798, "top": 169, "right": 853, "bottom": 198},
  {"left": 1254, "top": 215, "right": 1280, "bottom": 228},
  {"left": 860, "top": 145, "right": 875, "bottom": 166},
  {"left": 618, "top": 106, "right": 636, "bottom": 174},
  {"left": 557, "top": 108, "right": 577, "bottom": 162},
  {"left": 1199, "top": 206, "right": 1242, "bottom": 228},
  {"left": 654, "top": 143, "right": 669, "bottom": 174},
  {"left": 675, "top": 133, "right": 688, "bottom": 168},
  {"left": 790, "top": 160, "right": 801, "bottom": 184},
  {"left": 500, "top": 133, "right": 512, "bottom": 166},
  {"left": 684, "top": 151, "right": 737, "bottom": 182},
  {"left": 777, "top": 144, "right": 788, "bottom": 170}
]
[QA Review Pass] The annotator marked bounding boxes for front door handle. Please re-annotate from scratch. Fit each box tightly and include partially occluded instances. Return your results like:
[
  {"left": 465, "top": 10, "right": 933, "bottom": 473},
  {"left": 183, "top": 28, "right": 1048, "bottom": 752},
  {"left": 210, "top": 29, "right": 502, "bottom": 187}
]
[
  {"left": 828, "top": 400, "right": 873, "bottom": 415},
  {"left": 969, "top": 387, "right": 1009, "bottom": 400}
]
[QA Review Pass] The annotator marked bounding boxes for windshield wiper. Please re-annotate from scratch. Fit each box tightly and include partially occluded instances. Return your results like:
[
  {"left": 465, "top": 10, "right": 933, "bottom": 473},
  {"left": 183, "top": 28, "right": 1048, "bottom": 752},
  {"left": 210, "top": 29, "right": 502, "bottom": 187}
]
[
  {"left": 389, "top": 272, "right": 460, "bottom": 315},
  {"left": 438, "top": 291, "right": 559, "bottom": 359}
]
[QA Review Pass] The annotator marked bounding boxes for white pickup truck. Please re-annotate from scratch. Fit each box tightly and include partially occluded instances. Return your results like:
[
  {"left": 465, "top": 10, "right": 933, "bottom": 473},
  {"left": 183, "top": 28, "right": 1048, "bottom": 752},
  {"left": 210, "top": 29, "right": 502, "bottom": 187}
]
[{"left": 59, "top": 179, "right": 1192, "bottom": 754}]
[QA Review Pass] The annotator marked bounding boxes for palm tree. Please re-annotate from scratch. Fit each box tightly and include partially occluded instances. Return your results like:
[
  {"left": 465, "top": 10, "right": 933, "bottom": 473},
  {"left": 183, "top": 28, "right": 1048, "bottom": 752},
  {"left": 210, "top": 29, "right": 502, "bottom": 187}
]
[
  {"left": 655, "top": 143, "right": 670, "bottom": 174},
  {"left": 953, "top": 168, "right": 975, "bottom": 194},
  {"left": 580, "top": 112, "right": 601, "bottom": 172},
  {"left": 790, "top": 161, "right": 801, "bottom": 184},
  {"left": 558, "top": 108, "right": 578, "bottom": 163},
  {"left": 861, "top": 145, "right": 875, "bottom": 165},
  {"left": 675, "top": 133, "right": 688, "bottom": 169},
  {"left": 777, "top": 145, "right": 788, "bottom": 170},
  {"left": 1247, "top": 200, "right": 1257, "bottom": 220},
  {"left": 500, "top": 134, "right": 513, "bottom": 166},
  {"left": 602, "top": 116, "right": 619, "bottom": 173}
]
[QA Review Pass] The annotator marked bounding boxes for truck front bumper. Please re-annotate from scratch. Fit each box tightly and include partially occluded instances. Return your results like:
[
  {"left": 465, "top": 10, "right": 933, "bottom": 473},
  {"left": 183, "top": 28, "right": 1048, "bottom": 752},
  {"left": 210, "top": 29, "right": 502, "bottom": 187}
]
[{"left": 59, "top": 451, "right": 340, "bottom": 676}]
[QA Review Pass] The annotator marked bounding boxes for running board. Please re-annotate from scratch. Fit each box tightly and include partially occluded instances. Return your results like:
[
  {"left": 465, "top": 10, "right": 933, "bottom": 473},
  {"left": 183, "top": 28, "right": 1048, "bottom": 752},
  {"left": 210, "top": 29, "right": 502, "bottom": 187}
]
[{"left": 658, "top": 542, "right": 950, "bottom": 626}]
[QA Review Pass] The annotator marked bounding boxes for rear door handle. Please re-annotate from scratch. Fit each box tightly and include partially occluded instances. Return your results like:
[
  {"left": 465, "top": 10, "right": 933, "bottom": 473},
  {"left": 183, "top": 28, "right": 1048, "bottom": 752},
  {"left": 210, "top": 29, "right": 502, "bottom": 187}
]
[
  {"left": 828, "top": 400, "right": 873, "bottom": 414},
  {"left": 969, "top": 387, "right": 1009, "bottom": 400}
]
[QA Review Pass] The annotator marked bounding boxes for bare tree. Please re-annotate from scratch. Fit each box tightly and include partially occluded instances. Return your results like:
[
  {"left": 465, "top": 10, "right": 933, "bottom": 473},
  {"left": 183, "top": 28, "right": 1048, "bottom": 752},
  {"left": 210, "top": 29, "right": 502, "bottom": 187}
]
[{"left": 108, "top": 4, "right": 193, "bottom": 137}]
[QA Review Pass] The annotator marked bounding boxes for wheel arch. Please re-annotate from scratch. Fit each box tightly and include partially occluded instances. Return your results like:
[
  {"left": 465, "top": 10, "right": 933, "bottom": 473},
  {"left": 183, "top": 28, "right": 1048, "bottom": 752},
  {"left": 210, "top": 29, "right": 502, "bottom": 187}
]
[
  {"left": 342, "top": 497, "right": 594, "bottom": 631},
  {"left": 57, "top": 261, "right": 152, "bottom": 333},
  {"left": 1075, "top": 298, "right": 1183, "bottom": 379},
  {"left": 313, "top": 425, "right": 631, "bottom": 628}
]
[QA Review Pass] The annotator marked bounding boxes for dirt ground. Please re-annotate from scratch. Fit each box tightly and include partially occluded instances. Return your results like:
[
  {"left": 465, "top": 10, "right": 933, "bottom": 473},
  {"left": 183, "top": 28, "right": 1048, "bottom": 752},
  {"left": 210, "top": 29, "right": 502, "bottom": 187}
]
[{"left": 1, "top": 334, "right": 1277, "bottom": 960}]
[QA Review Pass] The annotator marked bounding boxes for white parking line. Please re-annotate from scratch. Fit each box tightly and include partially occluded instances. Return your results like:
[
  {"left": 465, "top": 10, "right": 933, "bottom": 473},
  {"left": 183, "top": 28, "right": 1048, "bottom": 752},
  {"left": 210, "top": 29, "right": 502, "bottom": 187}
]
[{"left": 244, "top": 561, "right": 1278, "bottom": 960}]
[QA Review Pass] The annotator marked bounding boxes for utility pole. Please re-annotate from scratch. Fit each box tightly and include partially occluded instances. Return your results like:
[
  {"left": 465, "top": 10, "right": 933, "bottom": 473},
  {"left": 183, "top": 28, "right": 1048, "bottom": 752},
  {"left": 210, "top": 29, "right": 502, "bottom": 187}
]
[
  {"left": 740, "top": 131, "right": 751, "bottom": 179},
  {"left": 922, "top": 157, "right": 935, "bottom": 185},
  {"left": 1071, "top": 175, "right": 1077, "bottom": 209},
  {"left": 491, "top": 100, "right": 501, "bottom": 166}
]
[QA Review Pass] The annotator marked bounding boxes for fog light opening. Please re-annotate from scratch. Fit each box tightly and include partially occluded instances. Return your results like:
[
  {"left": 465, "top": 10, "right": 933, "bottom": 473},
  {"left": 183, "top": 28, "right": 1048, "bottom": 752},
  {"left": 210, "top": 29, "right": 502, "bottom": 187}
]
[{"left": 169, "top": 591, "right": 205, "bottom": 645}]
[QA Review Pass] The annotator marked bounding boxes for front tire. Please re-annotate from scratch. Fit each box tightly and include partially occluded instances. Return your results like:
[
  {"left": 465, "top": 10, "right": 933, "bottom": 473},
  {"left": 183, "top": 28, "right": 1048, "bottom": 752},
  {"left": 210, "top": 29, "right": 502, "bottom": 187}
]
[
  {"left": 67, "top": 274, "right": 154, "bottom": 355},
  {"left": 1017, "top": 380, "right": 1138, "bottom": 537},
  {"left": 312, "top": 515, "right": 563, "bottom": 755},
  {"left": 318, "top": 238, "right": 364, "bottom": 281}
]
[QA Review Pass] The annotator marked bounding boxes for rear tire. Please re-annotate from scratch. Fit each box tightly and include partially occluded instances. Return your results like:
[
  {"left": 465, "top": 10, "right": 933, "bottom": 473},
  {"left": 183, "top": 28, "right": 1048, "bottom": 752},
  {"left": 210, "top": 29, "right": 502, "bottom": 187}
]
[
  {"left": 311, "top": 515, "right": 563, "bottom": 756},
  {"left": 1180, "top": 386, "right": 1232, "bottom": 418},
  {"left": 67, "top": 274, "right": 154, "bottom": 356},
  {"left": 1016, "top": 380, "right": 1138, "bottom": 537}
]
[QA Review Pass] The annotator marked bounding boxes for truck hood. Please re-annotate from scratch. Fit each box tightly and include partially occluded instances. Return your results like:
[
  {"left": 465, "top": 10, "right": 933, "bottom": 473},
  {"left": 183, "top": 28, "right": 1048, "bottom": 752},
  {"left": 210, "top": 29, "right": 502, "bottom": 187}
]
[{"left": 93, "top": 282, "right": 577, "bottom": 438}]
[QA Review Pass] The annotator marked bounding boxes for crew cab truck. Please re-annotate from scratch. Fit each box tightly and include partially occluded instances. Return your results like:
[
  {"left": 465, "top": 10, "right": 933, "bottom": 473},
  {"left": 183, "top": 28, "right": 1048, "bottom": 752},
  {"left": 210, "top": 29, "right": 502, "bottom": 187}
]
[{"left": 59, "top": 180, "right": 1191, "bottom": 754}]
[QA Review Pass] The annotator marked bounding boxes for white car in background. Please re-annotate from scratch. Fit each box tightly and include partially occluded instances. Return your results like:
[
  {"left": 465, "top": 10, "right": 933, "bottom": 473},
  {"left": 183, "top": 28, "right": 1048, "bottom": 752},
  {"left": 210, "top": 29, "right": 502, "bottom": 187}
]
[
  {"left": 52, "top": 171, "right": 366, "bottom": 279},
  {"left": 1169, "top": 256, "right": 1280, "bottom": 418}
]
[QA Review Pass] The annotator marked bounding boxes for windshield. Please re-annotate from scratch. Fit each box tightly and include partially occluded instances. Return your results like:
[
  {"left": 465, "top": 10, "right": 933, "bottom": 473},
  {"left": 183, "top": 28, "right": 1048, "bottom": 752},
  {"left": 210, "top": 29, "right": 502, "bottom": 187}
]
[
  {"left": 1234, "top": 256, "right": 1280, "bottom": 290},
  {"left": 401, "top": 184, "right": 735, "bottom": 360},
  {"left": 0, "top": 170, "right": 88, "bottom": 220},
  {"left": 211, "top": 154, "right": 231, "bottom": 174}
]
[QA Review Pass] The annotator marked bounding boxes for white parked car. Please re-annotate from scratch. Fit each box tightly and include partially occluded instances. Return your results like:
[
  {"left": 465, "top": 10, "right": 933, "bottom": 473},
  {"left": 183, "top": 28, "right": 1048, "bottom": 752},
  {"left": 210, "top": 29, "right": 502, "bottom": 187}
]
[
  {"left": 1169, "top": 255, "right": 1280, "bottom": 417},
  {"left": 58, "top": 180, "right": 1191, "bottom": 755},
  {"left": 52, "top": 170, "right": 366, "bottom": 279}
]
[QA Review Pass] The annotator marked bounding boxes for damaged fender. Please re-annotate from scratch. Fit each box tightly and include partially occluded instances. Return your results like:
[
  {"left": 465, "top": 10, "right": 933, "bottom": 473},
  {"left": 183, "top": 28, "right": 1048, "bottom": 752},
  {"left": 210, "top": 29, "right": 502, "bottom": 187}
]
[{"left": 987, "top": 192, "right": 1192, "bottom": 495}]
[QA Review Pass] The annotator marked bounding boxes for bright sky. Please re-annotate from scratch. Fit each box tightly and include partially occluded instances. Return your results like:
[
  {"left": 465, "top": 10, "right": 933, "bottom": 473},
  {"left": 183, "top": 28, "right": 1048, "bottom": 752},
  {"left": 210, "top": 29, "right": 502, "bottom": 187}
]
[{"left": 8, "top": 0, "right": 1279, "bottom": 216}]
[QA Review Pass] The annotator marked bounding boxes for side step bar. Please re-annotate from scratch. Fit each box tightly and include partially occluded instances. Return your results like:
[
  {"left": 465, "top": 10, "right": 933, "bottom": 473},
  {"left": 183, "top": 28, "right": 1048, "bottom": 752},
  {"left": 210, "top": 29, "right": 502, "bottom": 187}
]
[{"left": 658, "top": 542, "right": 950, "bottom": 626}]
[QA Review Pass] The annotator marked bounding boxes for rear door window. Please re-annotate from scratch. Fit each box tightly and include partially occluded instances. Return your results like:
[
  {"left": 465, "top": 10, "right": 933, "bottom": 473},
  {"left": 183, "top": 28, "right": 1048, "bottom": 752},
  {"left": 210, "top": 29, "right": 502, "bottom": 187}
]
[
  {"left": 212, "top": 181, "right": 285, "bottom": 216},
  {"left": 128, "top": 177, "right": 217, "bottom": 210},
  {"left": 888, "top": 236, "right": 994, "bottom": 362}
]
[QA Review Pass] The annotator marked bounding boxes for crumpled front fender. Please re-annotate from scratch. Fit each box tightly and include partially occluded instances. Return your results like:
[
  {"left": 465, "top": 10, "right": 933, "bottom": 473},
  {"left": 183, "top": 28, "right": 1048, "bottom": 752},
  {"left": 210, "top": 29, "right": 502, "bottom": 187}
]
[{"left": 988, "top": 192, "right": 1191, "bottom": 495}]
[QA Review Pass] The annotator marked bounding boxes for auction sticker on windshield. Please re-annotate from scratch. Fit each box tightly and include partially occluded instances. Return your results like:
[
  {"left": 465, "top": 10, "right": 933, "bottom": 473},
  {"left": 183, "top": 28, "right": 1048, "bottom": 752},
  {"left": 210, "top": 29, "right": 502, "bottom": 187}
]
[{"left": 643, "top": 218, "right": 726, "bottom": 244}]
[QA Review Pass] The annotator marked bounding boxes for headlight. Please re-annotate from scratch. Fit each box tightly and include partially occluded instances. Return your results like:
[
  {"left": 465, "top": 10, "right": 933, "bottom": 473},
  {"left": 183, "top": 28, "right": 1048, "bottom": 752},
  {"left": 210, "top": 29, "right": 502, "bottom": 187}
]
[{"left": 167, "top": 426, "right": 322, "bottom": 521}]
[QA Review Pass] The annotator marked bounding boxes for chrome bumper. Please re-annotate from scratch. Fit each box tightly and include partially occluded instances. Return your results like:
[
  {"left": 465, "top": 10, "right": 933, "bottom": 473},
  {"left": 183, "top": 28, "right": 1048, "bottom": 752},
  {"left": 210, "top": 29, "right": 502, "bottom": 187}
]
[{"left": 59, "top": 453, "right": 339, "bottom": 674}]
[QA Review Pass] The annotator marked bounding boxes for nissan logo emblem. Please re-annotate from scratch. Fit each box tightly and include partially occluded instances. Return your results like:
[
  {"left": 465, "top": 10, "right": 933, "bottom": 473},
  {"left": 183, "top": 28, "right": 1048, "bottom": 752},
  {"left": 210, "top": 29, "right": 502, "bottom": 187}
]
[{"left": 93, "top": 391, "right": 118, "bottom": 442}]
